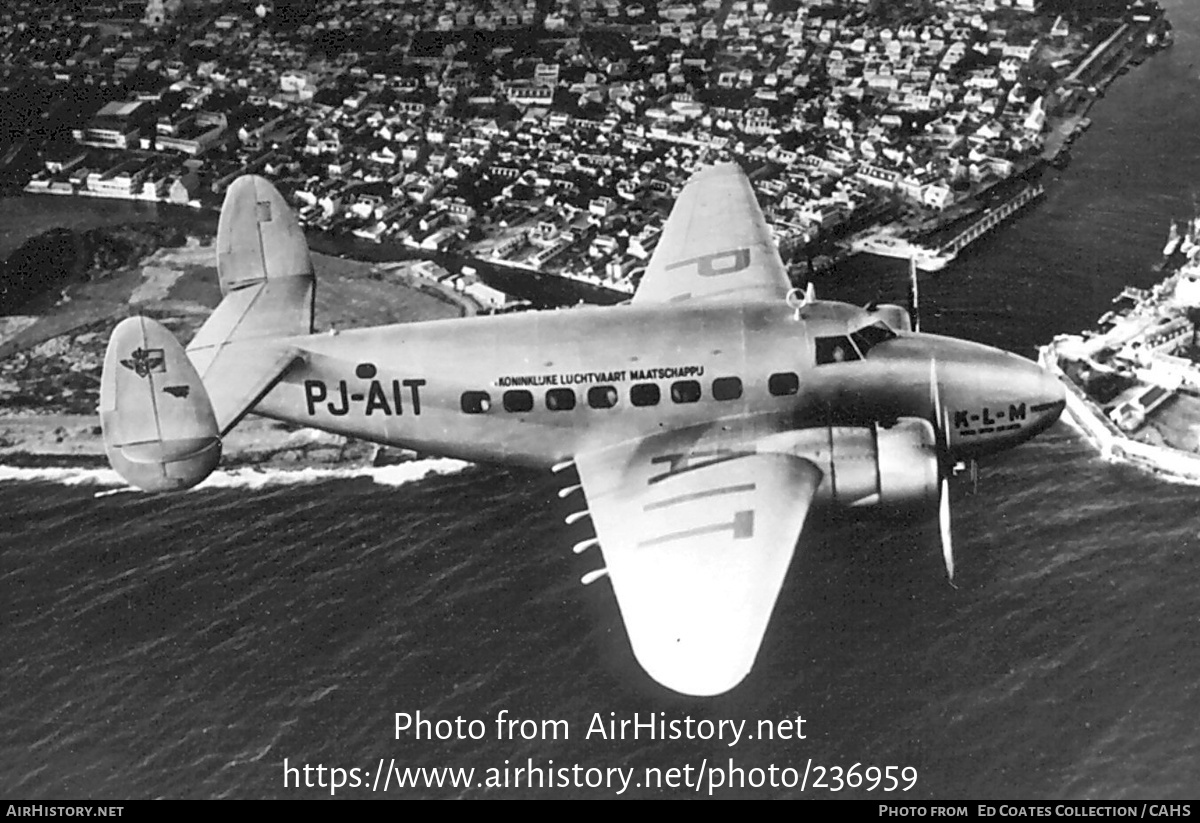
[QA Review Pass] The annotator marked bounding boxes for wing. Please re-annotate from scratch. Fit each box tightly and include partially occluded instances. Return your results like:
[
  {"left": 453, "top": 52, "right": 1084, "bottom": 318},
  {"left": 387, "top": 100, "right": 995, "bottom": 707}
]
[
  {"left": 632, "top": 163, "right": 792, "bottom": 306},
  {"left": 573, "top": 428, "right": 822, "bottom": 696}
]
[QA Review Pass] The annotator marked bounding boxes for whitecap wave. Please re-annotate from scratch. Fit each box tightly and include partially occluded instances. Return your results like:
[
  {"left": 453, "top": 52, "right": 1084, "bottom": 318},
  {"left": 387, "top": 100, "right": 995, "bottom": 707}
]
[{"left": 0, "top": 459, "right": 471, "bottom": 493}]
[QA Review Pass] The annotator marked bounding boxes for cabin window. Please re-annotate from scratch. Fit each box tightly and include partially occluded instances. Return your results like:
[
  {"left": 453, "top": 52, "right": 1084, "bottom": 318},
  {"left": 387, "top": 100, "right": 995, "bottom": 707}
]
[
  {"left": 815, "top": 335, "right": 862, "bottom": 365},
  {"left": 503, "top": 390, "right": 533, "bottom": 413},
  {"left": 545, "top": 388, "right": 576, "bottom": 411},
  {"left": 769, "top": 372, "right": 799, "bottom": 396},
  {"left": 670, "top": 380, "right": 701, "bottom": 404},
  {"left": 850, "top": 322, "right": 898, "bottom": 357},
  {"left": 587, "top": 385, "right": 618, "bottom": 409},
  {"left": 630, "top": 383, "right": 660, "bottom": 407},
  {"left": 712, "top": 377, "right": 742, "bottom": 401},
  {"left": 461, "top": 391, "right": 491, "bottom": 414}
]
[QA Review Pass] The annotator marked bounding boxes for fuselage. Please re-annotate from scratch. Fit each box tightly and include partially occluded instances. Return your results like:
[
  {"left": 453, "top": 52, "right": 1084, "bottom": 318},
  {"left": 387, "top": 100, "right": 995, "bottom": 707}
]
[{"left": 252, "top": 298, "right": 1065, "bottom": 475}]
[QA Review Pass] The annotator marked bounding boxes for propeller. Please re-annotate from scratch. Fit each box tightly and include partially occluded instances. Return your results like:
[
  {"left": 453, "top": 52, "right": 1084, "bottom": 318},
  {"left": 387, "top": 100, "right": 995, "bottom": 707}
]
[
  {"left": 929, "top": 357, "right": 955, "bottom": 587},
  {"left": 908, "top": 257, "right": 921, "bottom": 333}
]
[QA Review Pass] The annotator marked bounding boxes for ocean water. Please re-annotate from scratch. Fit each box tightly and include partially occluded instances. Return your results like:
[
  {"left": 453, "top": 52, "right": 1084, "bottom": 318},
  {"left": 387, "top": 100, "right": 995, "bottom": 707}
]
[{"left": 4, "top": 0, "right": 1200, "bottom": 799}]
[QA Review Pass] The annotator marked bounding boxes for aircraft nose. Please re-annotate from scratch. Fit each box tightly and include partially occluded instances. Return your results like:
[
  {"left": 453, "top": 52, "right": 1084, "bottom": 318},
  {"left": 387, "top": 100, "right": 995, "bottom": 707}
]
[
  {"left": 921, "top": 336, "right": 1066, "bottom": 455},
  {"left": 961, "top": 347, "right": 1065, "bottom": 448},
  {"left": 1022, "top": 356, "right": 1066, "bottom": 437}
]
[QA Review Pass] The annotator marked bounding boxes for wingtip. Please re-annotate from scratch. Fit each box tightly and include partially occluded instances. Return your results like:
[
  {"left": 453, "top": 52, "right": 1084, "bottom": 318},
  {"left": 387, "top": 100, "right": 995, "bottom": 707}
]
[
  {"left": 636, "top": 647, "right": 752, "bottom": 697},
  {"left": 623, "top": 605, "right": 762, "bottom": 697},
  {"left": 688, "top": 162, "right": 745, "bottom": 185}
]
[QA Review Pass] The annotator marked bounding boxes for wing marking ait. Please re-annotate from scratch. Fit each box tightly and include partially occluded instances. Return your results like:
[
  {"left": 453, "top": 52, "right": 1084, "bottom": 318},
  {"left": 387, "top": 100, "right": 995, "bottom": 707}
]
[
  {"left": 574, "top": 428, "right": 822, "bottom": 696},
  {"left": 632, "top": 163, "right": 791, "bottom": 306}
]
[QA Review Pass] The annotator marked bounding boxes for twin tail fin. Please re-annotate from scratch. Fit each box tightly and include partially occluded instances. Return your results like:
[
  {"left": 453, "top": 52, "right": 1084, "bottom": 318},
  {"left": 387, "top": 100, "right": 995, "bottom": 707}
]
[{"left": 100, "top": 175, "right": 313, "bottom": 491}]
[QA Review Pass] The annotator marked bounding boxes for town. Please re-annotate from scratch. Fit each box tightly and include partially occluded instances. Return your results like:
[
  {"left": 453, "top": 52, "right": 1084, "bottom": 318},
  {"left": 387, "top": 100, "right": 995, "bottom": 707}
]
[{"left": 0, "top": 0, "right": 1174, "bottom": 307}]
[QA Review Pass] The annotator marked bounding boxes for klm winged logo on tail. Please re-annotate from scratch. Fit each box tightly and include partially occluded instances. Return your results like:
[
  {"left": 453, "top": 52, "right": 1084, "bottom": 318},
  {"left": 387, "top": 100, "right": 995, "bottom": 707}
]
[
  {"left": 98, "top": 164, "right": 1064, "bottom": 697},
  {"left": 118, "top": 347, "right": 166, "bottom": 378}
]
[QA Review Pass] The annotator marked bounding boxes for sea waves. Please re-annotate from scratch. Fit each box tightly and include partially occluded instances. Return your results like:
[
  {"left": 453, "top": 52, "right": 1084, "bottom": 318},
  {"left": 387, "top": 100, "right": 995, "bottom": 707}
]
[{"left": 0, "top": 458, "right": 471, "bottom": 493}]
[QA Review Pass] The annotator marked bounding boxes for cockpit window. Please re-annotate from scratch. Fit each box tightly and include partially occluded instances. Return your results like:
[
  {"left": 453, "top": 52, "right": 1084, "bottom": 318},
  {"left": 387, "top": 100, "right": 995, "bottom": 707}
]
[
  {"left": 815, "top": 335, "right": 862, "bottom": 365},
  {"left": 850, "top": 321, "right": 898, "bottom": 357}
]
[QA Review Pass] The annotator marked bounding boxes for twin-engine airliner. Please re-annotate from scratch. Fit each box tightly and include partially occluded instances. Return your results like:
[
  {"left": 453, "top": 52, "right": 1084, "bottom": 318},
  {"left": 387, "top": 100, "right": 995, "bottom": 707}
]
[{"left": 99, "top": 163, "right": 1064, "bottom": 696}]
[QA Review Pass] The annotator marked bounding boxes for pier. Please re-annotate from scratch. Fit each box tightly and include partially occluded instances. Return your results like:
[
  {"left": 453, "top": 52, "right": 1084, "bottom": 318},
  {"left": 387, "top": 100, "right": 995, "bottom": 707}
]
[
  {"left": 1065, "top": 22, "right": 1133, "bottom": 85},
  {"left": 935, "top": 184, "right": 1045, "bottom": 257}
]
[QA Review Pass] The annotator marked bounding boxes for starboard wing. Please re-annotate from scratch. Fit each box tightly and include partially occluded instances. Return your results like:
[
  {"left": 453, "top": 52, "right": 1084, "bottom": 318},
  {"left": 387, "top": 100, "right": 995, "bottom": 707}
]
[
  {"left": 574, "top": 429, "right": 822, "bottom": 696},
  {"left": 632, "top": 163, "right": 792, "bottom": 306}
]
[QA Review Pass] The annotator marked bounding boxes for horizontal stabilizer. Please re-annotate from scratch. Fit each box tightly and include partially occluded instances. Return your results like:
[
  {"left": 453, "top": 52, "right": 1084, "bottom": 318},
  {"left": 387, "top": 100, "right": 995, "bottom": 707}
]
[
  {"left": 99, "top": 316, "right": 221, "bottom": 492},
  {"left": 189, "top": 273, "right": 312, "bottom": 368},
  {"left": 191, "top": 173, "right": 314, "bottom": 354},
  {"left": 190, "top": 338, "right": 299, "bottom": 435}
]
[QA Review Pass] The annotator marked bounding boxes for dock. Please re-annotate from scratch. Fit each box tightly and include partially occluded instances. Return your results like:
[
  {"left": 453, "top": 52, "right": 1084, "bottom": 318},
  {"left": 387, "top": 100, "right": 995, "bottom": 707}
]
[{"left": 933, "top": 183, "right": 1046, "bottom": 258}]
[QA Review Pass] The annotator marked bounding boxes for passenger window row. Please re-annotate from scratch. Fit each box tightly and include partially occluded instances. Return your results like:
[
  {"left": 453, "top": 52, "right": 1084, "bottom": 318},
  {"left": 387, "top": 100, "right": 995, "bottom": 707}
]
[{"left": 461, "top": 372, "right": 801, "bottom": 414}]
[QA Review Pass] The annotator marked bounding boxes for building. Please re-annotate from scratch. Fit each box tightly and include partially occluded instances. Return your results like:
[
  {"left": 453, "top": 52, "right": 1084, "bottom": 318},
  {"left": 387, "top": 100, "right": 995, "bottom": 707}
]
[
  {"left": 74, "top": 101, "right": 148, "bottom": 150},
  {"left": 156, "top": 112, "right": 227, "bottom": 155}
]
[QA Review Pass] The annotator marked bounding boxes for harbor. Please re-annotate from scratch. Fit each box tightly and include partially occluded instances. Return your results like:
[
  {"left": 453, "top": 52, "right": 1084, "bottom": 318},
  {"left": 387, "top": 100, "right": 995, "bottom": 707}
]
[{"left": 846, "top": 179, "right": 1047, "bottom": 273}]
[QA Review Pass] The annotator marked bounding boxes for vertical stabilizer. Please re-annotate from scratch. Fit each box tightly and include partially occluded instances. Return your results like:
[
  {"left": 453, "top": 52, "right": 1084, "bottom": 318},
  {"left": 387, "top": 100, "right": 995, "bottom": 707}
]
[
  {"left": 100, "top": 316, "right": 221, "bottom": 492},
  {"left": 216, "top": 174, "right": 315, "bottom": 298},
  {"left": 186, "top": 175, "right": 313, "bottom": 431}
]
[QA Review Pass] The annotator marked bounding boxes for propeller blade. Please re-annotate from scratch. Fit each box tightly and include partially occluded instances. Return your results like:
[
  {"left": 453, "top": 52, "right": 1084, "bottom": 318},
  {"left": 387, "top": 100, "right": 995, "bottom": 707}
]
[
  {"left": 909, "top": 257, "right": 920, "bottom": 332},
  {"left": 929, "top": 357, "right": 941, "bottom": 431},
  {"left": 940, "top": 477, "right": 955, "bottom": 586},
  {"left": 930, "top": 357, "right": 956, "bottom": 586}
]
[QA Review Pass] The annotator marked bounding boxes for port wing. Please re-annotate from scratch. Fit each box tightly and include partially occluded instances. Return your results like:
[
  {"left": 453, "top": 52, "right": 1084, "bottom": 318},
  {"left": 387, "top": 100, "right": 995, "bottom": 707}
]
[
  {"left": 573, "top": 427, "right": 821, "bottom": 696},
  {"left": 632, "top": 163, "right": 792, "bottom": 306}
]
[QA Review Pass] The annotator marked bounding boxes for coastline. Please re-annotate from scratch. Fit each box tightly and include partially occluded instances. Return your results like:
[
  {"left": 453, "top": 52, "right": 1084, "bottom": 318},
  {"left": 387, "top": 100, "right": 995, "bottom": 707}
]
[
  {"left": 0, "top": 413, "right": 446, "bottom": 475},
  {"left": 1038, "top": 228, "right": 1200, "bottom": 487},
  {"left": 0, "top": 206, "right": 479, "bottom": 476},
  {"left": 1039, "top": 344, "right": 1200, "bottom": 486}
]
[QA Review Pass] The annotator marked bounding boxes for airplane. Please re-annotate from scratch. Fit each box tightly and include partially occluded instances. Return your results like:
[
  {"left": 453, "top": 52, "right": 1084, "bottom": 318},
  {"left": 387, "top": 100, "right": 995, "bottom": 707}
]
[{"left": 98, "top": 163, "right": 1065, "bottom": 697}]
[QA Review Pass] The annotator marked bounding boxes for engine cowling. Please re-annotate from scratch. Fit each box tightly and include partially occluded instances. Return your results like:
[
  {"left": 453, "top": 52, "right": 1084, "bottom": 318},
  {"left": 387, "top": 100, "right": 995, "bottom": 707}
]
[{"left": 790, "top": 418, "right": 939, "bottom": 508}]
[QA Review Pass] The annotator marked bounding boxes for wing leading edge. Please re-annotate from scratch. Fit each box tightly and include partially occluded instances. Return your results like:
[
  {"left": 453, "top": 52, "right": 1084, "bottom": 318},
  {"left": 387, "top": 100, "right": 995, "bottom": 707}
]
[
  {"left": 632, "top": 163, "right": 792, "bottom": 306},
  {"left": 574, "top": 430, "right": 822, "bottom": 696}
]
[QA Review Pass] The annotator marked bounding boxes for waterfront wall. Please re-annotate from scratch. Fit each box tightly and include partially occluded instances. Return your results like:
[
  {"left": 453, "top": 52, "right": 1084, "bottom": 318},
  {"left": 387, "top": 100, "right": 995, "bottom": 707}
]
[{"left": 1041, "top": 345, "right": 1200, "bottom": 485}]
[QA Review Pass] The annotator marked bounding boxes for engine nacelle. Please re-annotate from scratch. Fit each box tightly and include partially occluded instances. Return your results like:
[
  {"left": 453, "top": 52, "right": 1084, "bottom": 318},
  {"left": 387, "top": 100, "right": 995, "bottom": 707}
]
[{"left": 788, "top": 418, "right": 938, "bottom": 508}]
